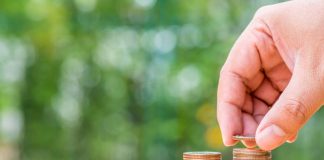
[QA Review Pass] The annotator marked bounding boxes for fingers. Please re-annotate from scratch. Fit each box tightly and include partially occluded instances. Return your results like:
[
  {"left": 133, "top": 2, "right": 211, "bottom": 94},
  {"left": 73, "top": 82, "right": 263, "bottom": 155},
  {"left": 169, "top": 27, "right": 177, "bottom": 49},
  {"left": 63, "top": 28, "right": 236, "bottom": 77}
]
[
  {"left": 217, "top": 19, "right": 276, "bottom": 146},
  {"left": 256, "top": 73, "right": 323, "bottom": 150},
  {"left": 242, "top": 140, "right": 256, "bottom": 148},
  {"left": 252, "top": 97, "right": 270, "bottom": 124},
  {"left": 217, "top": 22, "right": 265, "bottom": 146},
  {"left": 253, "top": 78, "right": 280, "bottom": 106},
  {"left": 241, "top": 113, "right": 258, "bottom": 148},
  {"left": 217, "top": 74, "right": 244, "bottom": 146}
]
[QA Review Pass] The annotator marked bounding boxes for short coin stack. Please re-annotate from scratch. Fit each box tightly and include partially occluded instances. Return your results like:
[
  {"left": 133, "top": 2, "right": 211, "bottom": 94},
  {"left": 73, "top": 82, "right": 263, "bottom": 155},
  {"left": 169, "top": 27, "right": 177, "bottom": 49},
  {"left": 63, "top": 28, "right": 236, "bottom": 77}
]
[
  {"left": 183, "top": 136, "right": 272, "bottom": 160},
  {"left": 183, "top": 152, "right": 222, "bottom": 160},
  {"left": 232, "top": 135, "right": 272, "bottom": 160},
  {"left": 233, "top": 148, "right": 271, "bottom": 160}
]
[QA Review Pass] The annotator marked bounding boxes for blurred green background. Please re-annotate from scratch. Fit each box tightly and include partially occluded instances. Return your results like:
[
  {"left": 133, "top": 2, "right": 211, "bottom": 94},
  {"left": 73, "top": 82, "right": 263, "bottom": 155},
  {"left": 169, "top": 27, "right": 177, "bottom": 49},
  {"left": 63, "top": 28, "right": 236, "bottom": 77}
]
[{"left": 0, "top": 0, "right": 324, "bottom": 159}]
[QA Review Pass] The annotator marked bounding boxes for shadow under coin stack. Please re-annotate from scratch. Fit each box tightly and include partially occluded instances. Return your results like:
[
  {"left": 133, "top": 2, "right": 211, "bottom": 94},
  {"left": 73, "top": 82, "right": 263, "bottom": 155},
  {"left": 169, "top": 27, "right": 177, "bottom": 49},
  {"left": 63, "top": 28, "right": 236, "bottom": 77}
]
[
  {"left": 183, "top": 152, "right": 222, "bottom": 160},
  {"left": 232, "top": 135, "right": 272, "bottom": 160}
]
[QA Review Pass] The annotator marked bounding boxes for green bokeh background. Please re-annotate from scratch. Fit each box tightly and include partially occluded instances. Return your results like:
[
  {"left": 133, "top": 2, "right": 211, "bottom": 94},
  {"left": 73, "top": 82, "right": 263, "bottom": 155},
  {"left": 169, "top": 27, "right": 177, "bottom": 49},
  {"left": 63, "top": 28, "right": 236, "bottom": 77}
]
[{"left": 0, "top": 0, "right": 323, "bottom": 159}]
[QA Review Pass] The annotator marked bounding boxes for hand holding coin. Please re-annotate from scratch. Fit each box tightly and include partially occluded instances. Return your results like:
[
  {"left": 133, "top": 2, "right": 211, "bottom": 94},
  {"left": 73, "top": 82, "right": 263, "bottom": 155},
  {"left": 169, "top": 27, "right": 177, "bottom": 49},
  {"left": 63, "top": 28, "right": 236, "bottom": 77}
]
[
  {"left": 217, "top": 0, "right": 324, "bottom": 151},
  {"left": 232, "top": 135, "right": 256, "bottom": 148}
]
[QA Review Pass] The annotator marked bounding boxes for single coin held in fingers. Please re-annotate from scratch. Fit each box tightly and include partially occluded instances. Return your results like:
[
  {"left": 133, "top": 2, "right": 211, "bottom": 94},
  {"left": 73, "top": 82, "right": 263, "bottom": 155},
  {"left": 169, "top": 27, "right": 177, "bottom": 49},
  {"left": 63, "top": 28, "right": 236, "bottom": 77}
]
[{"left": 232, "top": 135, "right": 256, "bottom": 141}]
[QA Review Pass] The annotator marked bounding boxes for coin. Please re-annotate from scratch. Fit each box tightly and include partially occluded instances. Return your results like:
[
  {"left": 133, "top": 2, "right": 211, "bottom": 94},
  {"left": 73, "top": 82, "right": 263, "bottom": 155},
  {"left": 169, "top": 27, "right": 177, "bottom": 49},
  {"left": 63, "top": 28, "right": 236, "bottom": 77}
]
[
  {"left": 183, "top": 151, "right": 222, "bottom": 160},
  {"left": 233, "top": 148, "right": 271, "bottom": 156},
  {"left": 233, "top": 135, "right": 256, "bottom": 141},
  {"left": 231, "top": 136, "right": 272, "bottom": 159},
  {"left": 233, "top": 148, "right": 271, "bottom": 160}
]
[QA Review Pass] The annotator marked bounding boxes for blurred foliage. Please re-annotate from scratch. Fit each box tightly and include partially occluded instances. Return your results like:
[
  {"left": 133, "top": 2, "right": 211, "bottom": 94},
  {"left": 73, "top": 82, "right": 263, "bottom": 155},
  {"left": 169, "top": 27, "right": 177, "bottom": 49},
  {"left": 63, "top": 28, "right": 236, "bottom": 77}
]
[{"left": 0, "top": 0, "right": 323, "bottom": 160}]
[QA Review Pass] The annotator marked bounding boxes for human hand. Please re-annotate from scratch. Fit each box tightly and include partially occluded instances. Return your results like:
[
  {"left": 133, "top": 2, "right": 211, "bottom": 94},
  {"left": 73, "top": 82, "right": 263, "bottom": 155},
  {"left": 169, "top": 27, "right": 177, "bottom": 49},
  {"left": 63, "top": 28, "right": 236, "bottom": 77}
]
[{"left": 217, "top": 0, "right": 324, "bottom": 151}]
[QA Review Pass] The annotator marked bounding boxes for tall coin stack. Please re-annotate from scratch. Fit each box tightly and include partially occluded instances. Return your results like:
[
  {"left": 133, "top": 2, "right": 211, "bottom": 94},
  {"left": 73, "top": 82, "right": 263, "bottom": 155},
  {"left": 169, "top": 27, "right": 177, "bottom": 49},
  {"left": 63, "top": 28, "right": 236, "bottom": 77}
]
[
  {"left": 183, "top": 152, "right": 222, "bottom": 160},
  {"left": 232, "top": 135, "right": 272, "bottom": 160}
]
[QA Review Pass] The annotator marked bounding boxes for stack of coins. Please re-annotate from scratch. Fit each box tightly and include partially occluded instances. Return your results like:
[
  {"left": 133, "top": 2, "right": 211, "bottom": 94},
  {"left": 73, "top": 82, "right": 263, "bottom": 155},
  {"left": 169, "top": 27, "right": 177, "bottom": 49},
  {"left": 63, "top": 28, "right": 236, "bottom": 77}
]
[
  {"left": 183, "top": 152, "right": 222, "bottom": 160},
  {"left": 232, "top": 135, "right": 272, "bottom": 160},
  {"left": 182, "top": 136, "right": 272, "bottom": 160},
  {"left": 233, "top": 148, "right": 271, "bottom": 160}
]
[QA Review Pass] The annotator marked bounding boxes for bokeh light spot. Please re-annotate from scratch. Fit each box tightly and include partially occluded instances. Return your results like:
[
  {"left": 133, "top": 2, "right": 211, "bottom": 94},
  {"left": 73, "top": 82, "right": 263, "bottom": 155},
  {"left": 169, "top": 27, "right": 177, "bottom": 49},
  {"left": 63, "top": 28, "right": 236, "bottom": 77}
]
[
  {"left": 196, "top": 103, "right": 215, "bottom": 126},
  {"left": 154, "top": 29, "right": 177, "bottom": 54},
  {"left": 75, "top": 0, "right": 97, "bottom": 12},
  {"left": 205, "top": 126, "right": 223, "bottom": 149},
  {"left": 134, "top": 0, "right": 156, "bottom": 8}
]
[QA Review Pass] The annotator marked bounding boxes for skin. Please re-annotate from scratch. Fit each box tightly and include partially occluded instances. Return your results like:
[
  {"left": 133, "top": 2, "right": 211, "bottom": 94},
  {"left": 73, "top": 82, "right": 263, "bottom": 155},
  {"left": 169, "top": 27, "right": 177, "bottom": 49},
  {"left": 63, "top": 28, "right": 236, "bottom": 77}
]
[{"left": 217, "top": 0, "right": 324, "bottom": 151}]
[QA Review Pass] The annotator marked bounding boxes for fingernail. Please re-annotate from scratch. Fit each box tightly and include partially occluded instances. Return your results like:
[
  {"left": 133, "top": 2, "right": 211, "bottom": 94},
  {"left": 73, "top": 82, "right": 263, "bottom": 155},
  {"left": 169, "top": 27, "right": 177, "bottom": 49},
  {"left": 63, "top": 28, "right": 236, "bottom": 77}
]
[
  {"left": 286, "top": 137, "right": 297, "bottom": 143},
  {"left": 287, "top": 133, "right": 298, "bottom": 143},
  {"left": 257, "top": 124, "right": 287, "bottom": 150}
]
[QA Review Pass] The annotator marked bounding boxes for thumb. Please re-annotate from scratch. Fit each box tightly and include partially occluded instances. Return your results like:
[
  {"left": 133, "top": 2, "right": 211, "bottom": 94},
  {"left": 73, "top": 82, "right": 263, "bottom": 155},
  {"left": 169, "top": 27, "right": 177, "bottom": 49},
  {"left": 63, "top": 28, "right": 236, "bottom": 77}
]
[{"left": 256, "top": 72, "right": 323, "bottom": 151}]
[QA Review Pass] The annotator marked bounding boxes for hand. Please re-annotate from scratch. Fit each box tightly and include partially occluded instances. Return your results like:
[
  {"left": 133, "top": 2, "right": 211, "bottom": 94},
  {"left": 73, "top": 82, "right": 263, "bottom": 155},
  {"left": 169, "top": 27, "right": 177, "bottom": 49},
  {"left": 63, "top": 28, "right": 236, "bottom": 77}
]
[{"left": 217, "top": 0, "right": 324, "bottom": 151}]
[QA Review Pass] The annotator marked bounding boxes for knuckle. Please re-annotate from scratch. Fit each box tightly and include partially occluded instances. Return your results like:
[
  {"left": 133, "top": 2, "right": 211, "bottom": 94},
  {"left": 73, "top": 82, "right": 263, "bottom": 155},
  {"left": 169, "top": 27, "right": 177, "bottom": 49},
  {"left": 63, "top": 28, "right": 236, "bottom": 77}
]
[
  {"left": 281, "top": 99, "right": 309, "bottom": 124},
  {"left": 254, "top": 5, "right": 272, "bottom": 18},
  {"left": 253, "top": 4, "right": 279, "bottom": 23}
]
